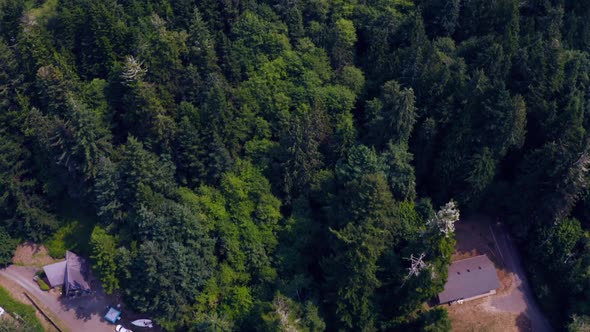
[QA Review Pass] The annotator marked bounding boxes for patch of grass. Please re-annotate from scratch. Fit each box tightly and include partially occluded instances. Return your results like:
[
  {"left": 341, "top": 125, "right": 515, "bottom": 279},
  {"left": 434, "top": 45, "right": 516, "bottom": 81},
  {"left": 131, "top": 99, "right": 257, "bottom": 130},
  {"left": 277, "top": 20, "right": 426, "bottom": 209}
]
[
  {"left": 33, "top": 271, "right": 50, "bottom": 291},
  {"left": 34, "top": 277, "right": 50, "bottom": 291},
  {"left": 31, "top": 252, "right": 45, "bottom": 260},
  {"left": 0, "top": 286, "right": 44, "bottom": 332}
]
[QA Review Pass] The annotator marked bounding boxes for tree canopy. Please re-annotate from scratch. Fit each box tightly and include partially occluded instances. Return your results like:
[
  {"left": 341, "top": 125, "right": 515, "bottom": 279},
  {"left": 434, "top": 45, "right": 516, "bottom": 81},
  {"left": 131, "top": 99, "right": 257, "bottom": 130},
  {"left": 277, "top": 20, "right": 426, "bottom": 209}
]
[{"left": 1, "top": 0, "right": 590, "bottom": 330}]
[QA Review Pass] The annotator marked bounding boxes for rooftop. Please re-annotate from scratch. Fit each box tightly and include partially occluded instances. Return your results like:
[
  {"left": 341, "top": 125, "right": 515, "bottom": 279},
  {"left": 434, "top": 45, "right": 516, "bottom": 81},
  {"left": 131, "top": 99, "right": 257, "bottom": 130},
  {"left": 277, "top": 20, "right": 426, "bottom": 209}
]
[
  {"left": 42, "top": 251, "right": 90, "bottom": 292},
  {"left": 438, "top": 254, "right": 500, "bottom": 304},
  {"left": 65, "top": 250, "right": 90, "bottom": 291},
  {"left": 43, "top": 261, "right": 66, "bottom": 288}
]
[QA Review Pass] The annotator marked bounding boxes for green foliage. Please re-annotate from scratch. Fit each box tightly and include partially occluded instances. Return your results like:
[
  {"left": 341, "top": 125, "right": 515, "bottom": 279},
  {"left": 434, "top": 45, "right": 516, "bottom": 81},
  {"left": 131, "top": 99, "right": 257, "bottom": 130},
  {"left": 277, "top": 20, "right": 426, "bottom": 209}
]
[
  {"left": 181, "top": 161, "right": 284, "bottom": 326},
  {"left": 0, "top": 96, "right": 57, "bottom": 241},
  {"left": 138, "top": 13, "right": 188, "bottom": 90},
  {"left": 338, "top": 65, "right": 365, "bottom": 95},
  {"left": 0, "top": 228, "right": 16, "bottom": 267},
  {"left": 0, "top": 286, "right": 44, "bottom": 332},
  {"left": 89, "top": 226, "right": 119, "bottom": 294},
  {"left": 27, "top": 0, "right": 58, "bottom": 25},
  {"left": 259, "top": 293, "right": 326, "bottom": 332},
  {"left": 125, "top": 239, "right": 215, "bottom": 327},
  {"left": 325, "top": 172, "right": 396, "bottom": 330},
  {"left": 419, "top": 0, "right": 460, "bottom": 37},
  {"left": 280, "top": 107, "right": 328, "bottom": 200},
  {"left": 4, "top": 0, "right": 590, "bottom": 330},
  {"left": 416, "top": 307, "right": 452, "bottom": 332},
  {"left": 111, "top": 137, "right": 176, "bottom": 215},
  {"left": 568, "top": 315, "right": 590, "bottom": 332},
  {"left": 0, "top": 319, "right": 30, "bottom": 332},
  {"left": 336, "top": 144, "right": 386, "bottom": 183},
  {"left": 366, "top": 80, "right": 417, "bottom": 147},
  {"left": 173, "top": 102, "right": 206, "bottom": 187},
  {"left": 0, "top": 0, "right": 24, "bottom": 43},
  {"left": 276, "top": 199, "right": 322, "bottom": 301},
  {"left": 34, "top": 277, "right": 50, "bottom": 291},
  {"left": 331, "top": 19, "right": 357, "bottom": 67},
  {"left": 214, "top": 160, "right": 282, "bottom": 283},
  {"left": 44, "top": 222, "right": 77, "bottom": 259},
  {"left": 383, "top": 143, "right": 417, "bottom": 201}
]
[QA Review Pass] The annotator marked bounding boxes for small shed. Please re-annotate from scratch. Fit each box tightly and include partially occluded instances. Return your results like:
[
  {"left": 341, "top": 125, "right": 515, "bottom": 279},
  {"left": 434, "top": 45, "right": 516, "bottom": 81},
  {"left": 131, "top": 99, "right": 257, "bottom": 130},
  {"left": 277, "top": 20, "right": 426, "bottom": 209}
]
[
  {"left": 43, "top": 251, "right": 91, "bottom": 296},
  {"left": 438, "top": 254, "right": 500, "bottom": 304},
  {"left": 43, "top": 261, "right": 67, "bottom": 288}
]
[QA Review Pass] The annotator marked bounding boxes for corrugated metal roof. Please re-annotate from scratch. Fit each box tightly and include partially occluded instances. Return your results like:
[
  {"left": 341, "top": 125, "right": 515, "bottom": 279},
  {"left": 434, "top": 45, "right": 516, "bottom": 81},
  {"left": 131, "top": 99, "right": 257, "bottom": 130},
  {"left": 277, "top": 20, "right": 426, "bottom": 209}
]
[
  {"left": 438, "top": 254, "right": 500, "bottom": 304},
  {"left": 43, "top": 261, "right": 67, "bottom": 288},
  {"left": 65, "top": 251, "right": 90, "bottom": 291},
  {"left": 42, "top": 251, "right": 90, "bottom": 292}
]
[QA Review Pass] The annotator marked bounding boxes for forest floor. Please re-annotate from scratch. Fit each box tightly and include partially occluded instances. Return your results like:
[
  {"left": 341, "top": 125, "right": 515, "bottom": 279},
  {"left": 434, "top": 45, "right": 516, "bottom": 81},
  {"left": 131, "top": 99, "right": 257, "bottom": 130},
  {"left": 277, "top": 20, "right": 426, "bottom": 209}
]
[{"left": 446, "top": 215, "right": 552, "bottom": 332}]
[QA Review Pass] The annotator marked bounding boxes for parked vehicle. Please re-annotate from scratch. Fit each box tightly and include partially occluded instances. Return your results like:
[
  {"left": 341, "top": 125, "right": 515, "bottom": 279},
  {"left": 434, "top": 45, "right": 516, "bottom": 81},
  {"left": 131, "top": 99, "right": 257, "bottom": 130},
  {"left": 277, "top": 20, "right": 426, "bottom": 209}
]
[
  {"left": 131, "top": 319, "right": 153, "bottom": 328},
  {"left": 0, "top": 306, "right": 5, "bottom": 316},
  {"left": 115, "top": 325, "right": 132, "bottom": 332}
]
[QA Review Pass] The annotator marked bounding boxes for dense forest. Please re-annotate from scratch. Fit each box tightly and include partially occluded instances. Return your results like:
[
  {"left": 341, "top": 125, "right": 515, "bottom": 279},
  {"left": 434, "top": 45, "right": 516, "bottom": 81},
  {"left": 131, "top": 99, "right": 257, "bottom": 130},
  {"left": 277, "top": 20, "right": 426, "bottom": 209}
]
[{"left": 1, "top": 0, "right": 590, "bottom": 330}]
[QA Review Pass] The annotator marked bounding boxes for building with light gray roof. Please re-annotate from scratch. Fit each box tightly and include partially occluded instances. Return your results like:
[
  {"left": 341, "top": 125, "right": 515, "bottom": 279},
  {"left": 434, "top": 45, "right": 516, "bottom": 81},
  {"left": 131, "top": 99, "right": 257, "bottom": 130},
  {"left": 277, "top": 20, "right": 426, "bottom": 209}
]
[
  {"left": 438, "top": 254, "right": 500, "bottom": 304},
  {"left": 43, "top": 251, "right": 91, "bottom": 296}
]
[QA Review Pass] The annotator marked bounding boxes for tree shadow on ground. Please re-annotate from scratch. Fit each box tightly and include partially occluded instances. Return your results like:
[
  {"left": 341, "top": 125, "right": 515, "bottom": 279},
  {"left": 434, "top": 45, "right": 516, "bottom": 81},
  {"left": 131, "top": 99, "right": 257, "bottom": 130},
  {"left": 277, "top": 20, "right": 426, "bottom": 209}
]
[
  {"left": 57, "top": 278, "right": 112, "bottom": 323},
  {"left": 57, "top": 279, "right": 162, "bottom": 331},
  {"left": 516, "top": 312, "right": 532, "bottom": 331}
]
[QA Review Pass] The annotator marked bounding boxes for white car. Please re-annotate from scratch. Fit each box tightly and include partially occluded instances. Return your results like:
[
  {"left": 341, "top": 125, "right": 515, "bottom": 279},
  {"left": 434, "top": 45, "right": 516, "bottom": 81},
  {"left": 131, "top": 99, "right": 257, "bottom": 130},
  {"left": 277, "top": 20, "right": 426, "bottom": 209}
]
[
  {"left": 0, "top": 306, "right": 5, "bottom": 316},
  {"left": 115, "top": 325, "right": 132, "bottom": 332}
]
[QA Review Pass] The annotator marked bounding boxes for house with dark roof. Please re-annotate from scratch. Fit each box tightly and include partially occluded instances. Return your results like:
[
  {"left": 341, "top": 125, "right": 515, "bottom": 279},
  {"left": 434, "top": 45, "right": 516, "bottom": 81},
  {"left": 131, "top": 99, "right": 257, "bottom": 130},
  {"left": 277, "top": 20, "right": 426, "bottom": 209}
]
[
  {"left": 43, "top": 251, "right": 91, "bottom": 296},
  {"left": 438, "top": 254, "right": 500, "bottom": 304}
]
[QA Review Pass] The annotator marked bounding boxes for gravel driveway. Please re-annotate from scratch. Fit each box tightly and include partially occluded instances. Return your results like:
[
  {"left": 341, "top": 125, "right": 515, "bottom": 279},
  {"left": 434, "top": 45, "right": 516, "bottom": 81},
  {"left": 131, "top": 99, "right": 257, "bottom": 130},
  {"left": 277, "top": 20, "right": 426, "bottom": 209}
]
[
  {"left": 488, "top": 222, "right": 553, "bottom": 332},
  {"left": 0, "top": 265, "right": 113, "bottom": 332}
]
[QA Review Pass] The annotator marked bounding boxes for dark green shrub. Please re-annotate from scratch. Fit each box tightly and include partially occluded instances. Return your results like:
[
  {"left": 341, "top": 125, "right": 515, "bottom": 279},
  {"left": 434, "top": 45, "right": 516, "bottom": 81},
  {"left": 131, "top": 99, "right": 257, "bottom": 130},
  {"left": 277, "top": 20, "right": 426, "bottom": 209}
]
[
  {"left": 0, "top": 228, "right": 16, "bottom": 267},
  {"left": 34, "top": 277, "right": 50, "bottom": 291}
]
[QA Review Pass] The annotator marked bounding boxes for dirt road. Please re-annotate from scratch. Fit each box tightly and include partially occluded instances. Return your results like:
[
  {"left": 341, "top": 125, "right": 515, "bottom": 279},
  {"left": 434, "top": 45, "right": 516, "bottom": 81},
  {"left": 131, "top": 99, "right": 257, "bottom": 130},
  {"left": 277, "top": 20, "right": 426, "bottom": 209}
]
[
  {"left": 489, "top": 222, "right": 553, "bottom": 332},
  {"left": 0, "top": 266, "right": 113, "bottom": 332}
]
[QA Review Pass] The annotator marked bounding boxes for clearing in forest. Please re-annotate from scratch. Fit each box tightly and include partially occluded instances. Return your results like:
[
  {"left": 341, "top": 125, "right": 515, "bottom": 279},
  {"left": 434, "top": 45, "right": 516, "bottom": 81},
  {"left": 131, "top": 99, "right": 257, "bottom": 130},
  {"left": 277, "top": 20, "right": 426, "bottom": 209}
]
[{"left": 446, "top": 215, "right": 551, "bottom": 332}]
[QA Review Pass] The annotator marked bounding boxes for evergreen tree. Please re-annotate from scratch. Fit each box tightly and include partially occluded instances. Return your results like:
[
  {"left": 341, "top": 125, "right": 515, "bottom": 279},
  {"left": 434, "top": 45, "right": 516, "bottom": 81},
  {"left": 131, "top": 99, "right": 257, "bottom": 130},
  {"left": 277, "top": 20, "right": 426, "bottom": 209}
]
[{"left": 366, "top": 80, "right": 417, "bottom": 148}]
